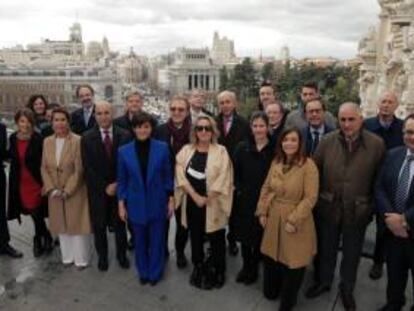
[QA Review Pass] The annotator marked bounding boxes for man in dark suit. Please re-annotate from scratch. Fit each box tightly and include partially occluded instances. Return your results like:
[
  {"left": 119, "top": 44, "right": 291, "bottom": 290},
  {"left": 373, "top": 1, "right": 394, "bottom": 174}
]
[
  {"left": 114, "top": 89, "right": 143, "bottom": 136},
  {"left": 301, "top": 98, "right": 335, "bottom": 156},
  {"left": 376, "top": 114, "right": 414, "bottom": 311},
  {"left": 70, "top": 84, "right": 96, "bottom": 135},
  {"left": 216, "top": 90, "right": 250, "bottom": 256},
  {"left": 81, "top": 101, "right": 130, "bottom": 271},
  {"left": 0, "top": 122, "right": 23, "bottom": 258},
  {"left": 265, "top": 100, "right": 286, "bottom": 148},
  {"left": 189, "top": 89, "right": 213, "bottom": 124},
  {"left": 365, "top": 91, "right": 404, "bottom": 280}
]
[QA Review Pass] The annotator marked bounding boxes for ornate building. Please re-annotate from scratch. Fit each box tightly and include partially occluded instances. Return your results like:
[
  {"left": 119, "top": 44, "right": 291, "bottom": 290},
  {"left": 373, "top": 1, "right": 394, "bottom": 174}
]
[
  {"left": 159, "top": 48, "right": 220, "bottom": 95},
  {"left": 211, "top": 32, "right": 236, "bottom": 64},
  {"left": 359, "top": 0, "right": 414, "bottom": 117}
]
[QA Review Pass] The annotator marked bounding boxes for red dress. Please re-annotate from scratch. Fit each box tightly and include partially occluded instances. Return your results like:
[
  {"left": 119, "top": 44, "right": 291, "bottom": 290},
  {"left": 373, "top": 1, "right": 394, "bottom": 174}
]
[{"left": 17, "top": 139, "right": 42, "bottom": 212}]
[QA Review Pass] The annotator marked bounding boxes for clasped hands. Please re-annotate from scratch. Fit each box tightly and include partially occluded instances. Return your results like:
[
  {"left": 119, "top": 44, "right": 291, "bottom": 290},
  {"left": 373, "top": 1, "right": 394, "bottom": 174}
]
[
  {"left": 259, "top": 215, "right": 297, "bottom": 233},
  {"left": 50, "top": 189, "right": 67, "bottom": 200}
]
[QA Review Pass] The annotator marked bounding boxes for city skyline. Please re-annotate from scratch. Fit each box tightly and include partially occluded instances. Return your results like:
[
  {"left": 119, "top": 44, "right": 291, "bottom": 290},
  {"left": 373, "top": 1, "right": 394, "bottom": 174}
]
[{"left": 0, "top": 0, "right": 378, "bottom": 59}]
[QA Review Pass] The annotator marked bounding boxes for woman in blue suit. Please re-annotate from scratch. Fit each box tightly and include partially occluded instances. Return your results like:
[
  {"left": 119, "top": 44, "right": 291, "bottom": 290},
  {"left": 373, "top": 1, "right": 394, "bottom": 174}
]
[{"left": 117, "top": 112, "right": 174, "bottom": 286}]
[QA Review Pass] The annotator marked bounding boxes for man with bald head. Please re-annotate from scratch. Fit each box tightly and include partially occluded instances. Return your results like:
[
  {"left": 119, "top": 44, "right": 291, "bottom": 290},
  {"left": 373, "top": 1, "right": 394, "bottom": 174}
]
[
  {"left": 364, "top": 91, "right": 404, "bottom": 280},
  {"left": 81, "top": 101, "right": 131, "bottom": 271},
  {"left": 306, "top": 103, "right": 385, "bottom": 311}
]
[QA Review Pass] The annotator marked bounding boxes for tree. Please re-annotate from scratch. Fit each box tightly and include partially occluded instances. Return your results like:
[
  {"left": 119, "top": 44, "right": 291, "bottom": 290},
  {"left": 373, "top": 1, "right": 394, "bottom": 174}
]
[
  {"left": 230, "top": 58, "right": 259, "bottom": 103},
  {"left": 261, "top": 62, "right": 275, "bottom": 82},
  {"left": 219, "top": 66, "right": 229, "bottom": 91}
]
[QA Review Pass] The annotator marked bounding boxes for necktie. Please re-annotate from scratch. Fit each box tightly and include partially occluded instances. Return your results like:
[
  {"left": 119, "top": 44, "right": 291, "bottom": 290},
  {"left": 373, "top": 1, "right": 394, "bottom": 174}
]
[
  {"left": 103, "top": 130, "right": 112, "bottom": 158},
  {"left": 84, "top": 108, "right": 91, "bottom": 126},
  {"left": 395, "top": 155, "right": 414, "bottom": 213},
  {"left": 224, "top": 117, "right": 231, "bottom": 136},
  {"left": 311, "top": 131, "right": 320, "bottom": 155}
]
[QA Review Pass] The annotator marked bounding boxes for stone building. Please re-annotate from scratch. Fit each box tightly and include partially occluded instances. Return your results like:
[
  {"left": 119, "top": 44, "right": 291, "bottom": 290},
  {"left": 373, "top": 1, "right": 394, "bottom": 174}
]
[
  {"left": 159, "top": 48, "right": 220, "bottom": 95},
  {"left": 359, "top": 0, "right": 414, "bottom": 117},
  {"left": 211, "top": 32, "right": 236, "bottom": 64}
]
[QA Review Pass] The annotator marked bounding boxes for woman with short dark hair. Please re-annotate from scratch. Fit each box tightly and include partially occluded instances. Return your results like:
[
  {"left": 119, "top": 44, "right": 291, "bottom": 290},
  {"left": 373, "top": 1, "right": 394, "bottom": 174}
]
[
  {"left": 118, "top": 112, "right": 174, "bottom": 286},
  {"left": 256, "top": 127, "right": 319, "bottom": 311},
  {"left": 8, "top": 108, "right": 53, "bottom": 257}
]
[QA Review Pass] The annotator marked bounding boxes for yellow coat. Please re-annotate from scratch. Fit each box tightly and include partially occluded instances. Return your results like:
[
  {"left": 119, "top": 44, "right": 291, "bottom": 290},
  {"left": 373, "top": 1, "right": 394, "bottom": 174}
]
[
  {"left": 41, "top": 133, "right": 91, "bottom": 235},
  {"left": 175, "top": 143, "right": 233, "bottom": 233},
  {"left": 256, "top": 158, "right": 319, "bottom": 269}
]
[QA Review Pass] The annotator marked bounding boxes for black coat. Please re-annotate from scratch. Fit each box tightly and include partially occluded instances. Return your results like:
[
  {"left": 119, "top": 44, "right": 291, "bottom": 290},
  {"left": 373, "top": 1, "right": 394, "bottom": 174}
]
[
  {"left": 231, "top": 138, "right": 274, "bottom": 245},
  {"left": 0, "top": 123, "right": 9, "bottom": 245},
  {"left": 113, "top": 114, "right": 134, "bottom": 136},
  {"left": 216, "top": 113, "right": 250, "bottom": 162},
  {"left": 7, "top": 132, "right": 45, "bottom": 221},
  {"left": 364, "top": 115, "right": 404, "bottom": 150},
  {"left": 81, "top": 125, "right": 131, "bottom": 228},
  {"left": 70, "top": 106, "right": 97, "bottom": 135}
]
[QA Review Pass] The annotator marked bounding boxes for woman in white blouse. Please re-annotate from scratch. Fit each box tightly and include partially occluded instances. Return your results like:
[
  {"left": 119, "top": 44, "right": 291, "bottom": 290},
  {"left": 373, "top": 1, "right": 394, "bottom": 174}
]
[{"left": 41, "top": 107, "right": 92, "bottom": 269}]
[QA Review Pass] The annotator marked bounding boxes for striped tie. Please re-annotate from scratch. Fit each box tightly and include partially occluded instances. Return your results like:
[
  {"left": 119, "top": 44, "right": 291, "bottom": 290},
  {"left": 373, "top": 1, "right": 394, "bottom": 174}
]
[{"left": 395, "top": 155, "right": 414, "bottom": 213}]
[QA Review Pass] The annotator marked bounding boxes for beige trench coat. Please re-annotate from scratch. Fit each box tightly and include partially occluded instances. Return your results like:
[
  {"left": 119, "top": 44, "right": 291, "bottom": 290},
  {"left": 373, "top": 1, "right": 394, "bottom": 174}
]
[
  {"left": 175, "top": 143, "right": 233, "bottom": 233},
  {"left": 256, "top": 159, "right": 319, "bottom": 269},
  {"left": 41, "top": 133, "right": 91, "bottom": 235}
]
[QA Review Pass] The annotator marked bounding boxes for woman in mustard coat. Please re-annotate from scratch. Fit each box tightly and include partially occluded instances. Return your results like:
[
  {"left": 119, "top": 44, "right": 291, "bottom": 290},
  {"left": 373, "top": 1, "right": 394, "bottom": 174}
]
[{"left": 256, "top": 127, "right": 319, "bottom": 311}]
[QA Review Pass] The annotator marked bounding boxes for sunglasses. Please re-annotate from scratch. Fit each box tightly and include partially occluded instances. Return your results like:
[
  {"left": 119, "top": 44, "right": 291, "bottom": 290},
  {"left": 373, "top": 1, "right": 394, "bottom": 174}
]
[
  {"left": 195, "top": 125, "right": 213, "bottom": 132},
  {"left": 170, "top": 107, "right": 186, "bottom": 112}
]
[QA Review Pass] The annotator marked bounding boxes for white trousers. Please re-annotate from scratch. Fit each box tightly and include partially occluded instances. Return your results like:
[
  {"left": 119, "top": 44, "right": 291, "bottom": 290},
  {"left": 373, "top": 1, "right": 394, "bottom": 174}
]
[{"left": 59, "top": 234, "right": 92, "bottom": 267}]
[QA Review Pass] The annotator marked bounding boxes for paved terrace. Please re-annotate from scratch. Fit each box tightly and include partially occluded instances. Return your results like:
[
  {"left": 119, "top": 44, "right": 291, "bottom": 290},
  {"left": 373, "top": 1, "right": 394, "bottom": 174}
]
[{"left": 0, "top": 218, "right": 412, "bottom": 311}]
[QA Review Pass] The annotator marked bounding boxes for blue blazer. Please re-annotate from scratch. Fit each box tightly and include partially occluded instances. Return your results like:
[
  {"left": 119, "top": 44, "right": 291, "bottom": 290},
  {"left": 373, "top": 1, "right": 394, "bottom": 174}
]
[
  {"left": 117, "top": 139, "right": 173, "bottom": 225},
  {"left": 375, "top": 146, "right": 414, "bottom": 229}
]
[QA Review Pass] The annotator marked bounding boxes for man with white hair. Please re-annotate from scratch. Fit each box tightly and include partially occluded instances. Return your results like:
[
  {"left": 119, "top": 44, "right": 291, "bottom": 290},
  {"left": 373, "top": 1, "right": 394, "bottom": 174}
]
[
  {"left": 364, "top": 91, "right": 404, "bottom": 280},
  {"left": 81, "top": 101, "right": 131, "bottom": 271},
  {"left": 306, "top": 103, "right": 385, "bottom": 311}
]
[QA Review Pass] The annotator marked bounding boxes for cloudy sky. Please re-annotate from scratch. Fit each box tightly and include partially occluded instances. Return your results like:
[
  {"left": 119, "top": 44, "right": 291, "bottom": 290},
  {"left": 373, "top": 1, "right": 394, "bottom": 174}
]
[{"left": 0, "top": 0, "right": 379, "bottom": 59}]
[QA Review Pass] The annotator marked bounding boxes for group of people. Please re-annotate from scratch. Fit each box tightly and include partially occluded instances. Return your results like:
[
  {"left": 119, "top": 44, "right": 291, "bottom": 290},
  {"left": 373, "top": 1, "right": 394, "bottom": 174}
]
[{"left": 0, "top": 81, "right": 413, "bottom": 311}]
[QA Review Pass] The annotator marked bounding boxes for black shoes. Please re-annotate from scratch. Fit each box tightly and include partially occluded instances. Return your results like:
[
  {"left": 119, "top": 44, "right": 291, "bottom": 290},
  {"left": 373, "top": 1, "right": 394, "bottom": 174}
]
[
  {"left": 369, "top": 263, "right": 383, "bottom": 280},
  {"left": 190, "top": 264, "right": 203, "bottom": 288},
  {"left": 118, "top": 256, "right": 130, "bottom": 269},
  {"left": 43, "top": 233, "right": 54, "bottom": 254},
  {"left": 236, "top": 268, "right": 248, "bottom": 283},
  {"left": 33, "top": 236, "right": 44, "bottom": 258},
  {"left": 305, "top": 283, "right": 331, "bottom": 299},
  {"left": 176, "top": 253, "right": 188, "bottom": 269},
  {"left": 0, "top": 244, "right": 23, "bottom": 259},
  {"left": 98, "top": 257, "right": 109, "bottom": 271},
  {"left": 377, "top": 304, "right": 403, "bottom": 311},
  {"left": 228, "top": 241, "right": 239, "bottom": 256},
  {"left": 339, "top": 285, "right": 356, "bottom": 311},
  {"left": 236, "top": 267, "right": 258, "bottom": 285},
  {"left": 140, "top": 278, "right": 149, "bottom": 285}
]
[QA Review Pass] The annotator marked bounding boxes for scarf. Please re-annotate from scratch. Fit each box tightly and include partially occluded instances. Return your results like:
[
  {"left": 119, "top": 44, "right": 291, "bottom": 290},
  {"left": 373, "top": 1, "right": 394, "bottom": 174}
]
[{"left": 167, "top": 116, "right": 191, "bottom": 156}]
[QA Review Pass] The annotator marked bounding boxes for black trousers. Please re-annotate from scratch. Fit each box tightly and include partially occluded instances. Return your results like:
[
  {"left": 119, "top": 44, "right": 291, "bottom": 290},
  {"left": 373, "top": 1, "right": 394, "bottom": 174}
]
[
  {"left": 373, "top": 213, "right": 386, "bottom": 265},
  {"left": 317, "top": 215, "right": 367, "bottom": 293},
  {"left": 385, "top": 234, "right": 414, "bottom": 308},
  {"left": 93, "top": 216, "right": 128, "bottom": 261},
  {"left": 165, "top": 206, "right": 189, "bottom": 255},
  {"left": 31, "top": 209, "right": 50, "bottom": 239},
  {"left": 0, "top": 169, "right": 10, "bottom": 248},
  {"left": 187, "top": 202, "right": 225, "bottom": 273},
  {"left": 263, "top": 257, "right": 305, "bottom": 308},
  {"left": 241, "top": 237, "right": 261, "bottom": 273}
]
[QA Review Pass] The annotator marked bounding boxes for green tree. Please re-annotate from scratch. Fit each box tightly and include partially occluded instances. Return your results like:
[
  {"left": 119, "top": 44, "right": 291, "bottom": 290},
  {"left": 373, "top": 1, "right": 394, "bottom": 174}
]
[
  {"left": 261, "top": 62, "right": 275, "bottom": 81},
  {"left": 219, "top": 66, "right": 229, "bottom": 91}
]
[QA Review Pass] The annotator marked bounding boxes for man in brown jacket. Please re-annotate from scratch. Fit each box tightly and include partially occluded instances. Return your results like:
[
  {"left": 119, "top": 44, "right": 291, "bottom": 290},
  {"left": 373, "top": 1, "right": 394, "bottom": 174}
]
[{"left": 305, "top": 103, "right": 385, "bottom": 311}]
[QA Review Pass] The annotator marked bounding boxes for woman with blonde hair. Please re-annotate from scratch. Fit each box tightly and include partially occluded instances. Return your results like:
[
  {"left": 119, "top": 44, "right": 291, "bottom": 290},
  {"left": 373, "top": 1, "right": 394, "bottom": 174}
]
[{"left": 175, "top": 115, "right": 233, "bottom": 290}]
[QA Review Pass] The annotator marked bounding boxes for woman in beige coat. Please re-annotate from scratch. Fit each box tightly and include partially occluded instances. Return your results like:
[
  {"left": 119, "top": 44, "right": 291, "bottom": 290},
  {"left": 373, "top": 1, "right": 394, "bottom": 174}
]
[
  {"left": 41, "top": 107, "right": 91, "bottom": 269},
  {"left": 256, "top": 127, "right": 319, "bottom": 311},
  {"left": 175, "top": 115, "right": 233, "bottom": 290}
]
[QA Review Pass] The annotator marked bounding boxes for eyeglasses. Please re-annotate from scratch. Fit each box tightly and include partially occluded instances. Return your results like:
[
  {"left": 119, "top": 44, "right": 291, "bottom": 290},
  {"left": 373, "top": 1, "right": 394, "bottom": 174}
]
[
  {"left": 195, "top": 125, "right": 213, "bottom": 132},
  {"left": 170, "top": 107, "right": 186, "bottom": 112}
]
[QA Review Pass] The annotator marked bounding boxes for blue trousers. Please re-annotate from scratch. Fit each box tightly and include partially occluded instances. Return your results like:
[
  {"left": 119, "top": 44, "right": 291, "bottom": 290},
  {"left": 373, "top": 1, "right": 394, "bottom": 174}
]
[{"left": 132, "top": 219, "right": 166, "bottom": 281}]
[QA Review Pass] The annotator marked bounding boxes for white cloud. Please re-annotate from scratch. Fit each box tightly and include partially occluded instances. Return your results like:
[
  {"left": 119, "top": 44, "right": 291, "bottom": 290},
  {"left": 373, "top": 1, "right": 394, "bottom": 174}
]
[{"left": 0, "top": 0, "right": 380, "bottom": 58}]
